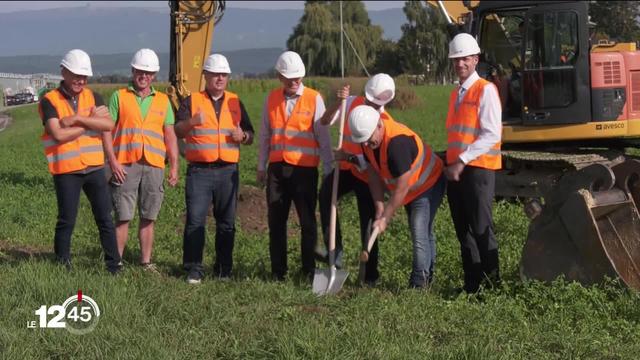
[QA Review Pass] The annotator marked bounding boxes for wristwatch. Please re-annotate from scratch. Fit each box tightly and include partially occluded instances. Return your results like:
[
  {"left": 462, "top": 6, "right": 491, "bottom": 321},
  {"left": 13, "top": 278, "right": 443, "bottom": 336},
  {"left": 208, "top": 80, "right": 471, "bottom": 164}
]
[{"left": 348, "top": 155, "right": 358, "bottom": 164}]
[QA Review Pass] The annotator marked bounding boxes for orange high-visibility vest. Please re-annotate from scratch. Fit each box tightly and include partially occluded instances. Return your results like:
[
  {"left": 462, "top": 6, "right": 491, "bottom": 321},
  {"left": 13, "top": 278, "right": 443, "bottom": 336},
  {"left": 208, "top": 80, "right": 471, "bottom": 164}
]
[
  {"left": 446, "top": 78, "right": 501, "bottom": 169},
  {"left": 363, "top": 116, "right": 443, "bottom": 205},
  {"left": 267, "top": 87, "right": 320, "bottom": 167},
  {"left": 340, "top": 98, "right": 394, "bottom": 182},
  {"left": 340, "top": 97, "right": 368, "bottom": 182},
  {"left": 39, "top": 88, "right": 104, "bottom": 175},
  {"left": 112, "top": 89, "right": 169, "bottom": 168},
  {"left": 185, "top": 91, "right": 241, "bottom": 163}
]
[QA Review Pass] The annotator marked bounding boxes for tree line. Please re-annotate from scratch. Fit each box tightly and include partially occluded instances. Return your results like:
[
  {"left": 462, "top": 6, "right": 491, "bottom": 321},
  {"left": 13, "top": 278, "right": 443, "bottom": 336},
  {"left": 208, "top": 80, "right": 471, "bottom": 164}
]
[{"left": 286, "top": 1, "right": 640, "bottom": 84}]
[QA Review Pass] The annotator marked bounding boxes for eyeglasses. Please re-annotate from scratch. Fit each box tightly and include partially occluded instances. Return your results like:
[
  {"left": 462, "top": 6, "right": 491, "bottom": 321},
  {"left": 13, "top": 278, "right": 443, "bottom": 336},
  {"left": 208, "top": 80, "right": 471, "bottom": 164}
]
[
  {"left": 133, "top": 70, "right": 155, "bottom": 78},
  {"left": 364, "top": 128, "right": 379, "bottom": 147},
  {"left": 204, "top": 72, "right": 229, "bottom": 79}
]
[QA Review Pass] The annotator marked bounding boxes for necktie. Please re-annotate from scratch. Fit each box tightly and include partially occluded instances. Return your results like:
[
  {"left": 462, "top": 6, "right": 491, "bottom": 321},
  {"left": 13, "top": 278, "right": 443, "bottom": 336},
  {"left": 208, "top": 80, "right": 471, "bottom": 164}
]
[{"left": 455, "top": 86, "right": 465, "bottom": 111}]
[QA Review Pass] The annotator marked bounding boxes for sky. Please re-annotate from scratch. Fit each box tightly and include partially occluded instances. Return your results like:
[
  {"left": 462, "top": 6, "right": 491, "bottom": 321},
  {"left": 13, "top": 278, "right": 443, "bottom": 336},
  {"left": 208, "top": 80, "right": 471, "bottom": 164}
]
[{"left": 0, "top": 1, "right": 404, "bottom": 13}]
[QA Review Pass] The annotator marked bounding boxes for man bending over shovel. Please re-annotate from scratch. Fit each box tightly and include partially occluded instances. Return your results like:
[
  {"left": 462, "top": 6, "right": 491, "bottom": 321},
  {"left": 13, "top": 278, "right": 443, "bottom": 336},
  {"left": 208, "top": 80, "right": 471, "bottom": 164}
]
[
  {"left": 348, "top": 105, "right": 446, "bottom": 288},
  {"left": 316, "top": 74, "right": 397, "bottom": 286}
]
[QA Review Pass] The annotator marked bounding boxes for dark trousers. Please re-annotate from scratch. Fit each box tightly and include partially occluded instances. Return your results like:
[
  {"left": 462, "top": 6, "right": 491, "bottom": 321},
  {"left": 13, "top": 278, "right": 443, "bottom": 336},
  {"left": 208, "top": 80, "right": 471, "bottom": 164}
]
[
  {"left": 52, "top": 168, "right": 121, "bottom": 271},
  {"left": 447, "top": 166, "right": 500, "bottom": 292},
  {"left": 319, "top": 169, "right": 378, "bottom": 282},
  {"left": 183, "top": 163, "right": 238, "bottom": 276},
  {"left": 267, "top": 162, "right": 318, "bottom": 278}
]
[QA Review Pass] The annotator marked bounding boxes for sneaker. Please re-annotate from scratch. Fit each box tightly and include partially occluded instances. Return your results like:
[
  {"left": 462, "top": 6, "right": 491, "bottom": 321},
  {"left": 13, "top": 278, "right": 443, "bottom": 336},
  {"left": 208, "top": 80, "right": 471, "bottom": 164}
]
[
  {"left": 186, "top": 270, "right": 203, "bottom": 284},
  {"left": 107, "top": 261, "right": 123, "bottom": 275},
  {"left": 212, "top": 264, "right": 232, "bottom": 281},
  {"left": 213, "top": 268, "right": 232, "bottom": 281},
  {"left": 141, "top": 262, "right": 160, "bottom": 275}
]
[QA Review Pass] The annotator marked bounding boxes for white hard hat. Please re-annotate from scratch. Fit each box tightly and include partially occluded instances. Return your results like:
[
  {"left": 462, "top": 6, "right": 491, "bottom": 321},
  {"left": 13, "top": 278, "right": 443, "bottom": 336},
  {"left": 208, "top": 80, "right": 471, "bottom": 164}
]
[
  {"left": 275, "top": 51, "right": 305, "bottom": 79},
  {"left": 365, "top": 73, "right": 395, "bottom": 106},
  {"left": 349, "top": 105, "right": 381, "bottom": 143},
  {"left": 131, "top": 48, "right": 160, "bottom": 72},
  {"left": 60, "top": 49, "right": 93, "bottom": 76},
  {"left": 448, "top": 33, "right": 481, "bottom": 58},
  {"left": 203, "top": 53, "right": 231, "bottom": 73}
]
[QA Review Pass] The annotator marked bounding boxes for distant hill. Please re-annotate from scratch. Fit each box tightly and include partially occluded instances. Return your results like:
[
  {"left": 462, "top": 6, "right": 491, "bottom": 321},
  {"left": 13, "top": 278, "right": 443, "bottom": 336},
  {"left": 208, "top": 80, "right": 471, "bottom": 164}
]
[
  {"left": 0, "top": 6, "right": 404, "bottom": 56},
  {"left": 0, "top": 48, "right": 285, "bottom": 79},
  {"left": 210, "top": 7, "right": 404, "bottom": 52}
]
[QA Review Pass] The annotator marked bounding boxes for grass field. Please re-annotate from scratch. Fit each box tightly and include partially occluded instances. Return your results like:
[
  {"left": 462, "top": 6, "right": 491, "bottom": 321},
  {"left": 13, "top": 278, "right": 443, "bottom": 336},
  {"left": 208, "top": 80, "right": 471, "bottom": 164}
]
[{"left": 1, "top": 80, "right": 639, "bottom": 359}]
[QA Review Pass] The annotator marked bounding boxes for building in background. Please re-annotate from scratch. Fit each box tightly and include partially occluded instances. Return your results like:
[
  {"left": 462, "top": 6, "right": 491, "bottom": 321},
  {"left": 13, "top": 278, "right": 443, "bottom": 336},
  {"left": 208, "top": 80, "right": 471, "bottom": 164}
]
[{"left": 0, "top": 72, "right": 62, "bottom": 106}]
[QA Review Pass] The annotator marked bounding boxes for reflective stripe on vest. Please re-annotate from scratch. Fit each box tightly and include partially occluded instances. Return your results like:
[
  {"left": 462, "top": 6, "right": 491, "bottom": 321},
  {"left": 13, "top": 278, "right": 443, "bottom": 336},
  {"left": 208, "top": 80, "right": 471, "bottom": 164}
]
[
  {"left": 185, "top": 143, "right": 240, "bottom": 151},
  {"left": 39, "top": 88, "right": 104, "bottom": 174},
  {"left": 112, "top": 89, "right": 168, "bottom": 168},
  {"left": 267, "top": 87, "right": 320, "bottom": 167},
  {"left": 338, "top": 96, "right": 369, "bottom": 182},
  {"left": 446, "top": 78, "right": 501, "bottom": 170},
  {"left": 185, "top": 90, "right": 241, "bottom": 163},
  {"left": 363, "top": 117, "right": 443, "bottom": 205}
]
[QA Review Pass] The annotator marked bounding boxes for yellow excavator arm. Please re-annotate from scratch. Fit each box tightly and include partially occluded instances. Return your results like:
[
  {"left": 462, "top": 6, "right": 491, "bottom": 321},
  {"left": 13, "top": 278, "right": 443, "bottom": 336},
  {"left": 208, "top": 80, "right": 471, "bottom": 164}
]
[
  {"left": 425, "top": 1, "right": 478, "bottom": 24},
  {"left": 168, "top": 1, "right": 225, "bottom": 109}
]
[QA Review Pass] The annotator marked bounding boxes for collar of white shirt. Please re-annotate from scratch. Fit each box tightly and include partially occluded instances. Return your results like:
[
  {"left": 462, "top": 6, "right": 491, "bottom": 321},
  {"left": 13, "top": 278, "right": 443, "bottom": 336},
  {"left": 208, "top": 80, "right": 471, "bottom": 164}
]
[
  {"left": 459, "top": 71, "right": 480, "bottom": 92},
  {"left": 284, "top": 82, "right": 305, "bottom": 99}
]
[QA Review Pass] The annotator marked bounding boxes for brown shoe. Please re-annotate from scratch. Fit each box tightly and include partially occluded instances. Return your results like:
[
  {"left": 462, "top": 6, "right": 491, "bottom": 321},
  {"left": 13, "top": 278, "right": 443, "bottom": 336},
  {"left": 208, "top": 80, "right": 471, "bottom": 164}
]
[{"left": 141, "top": 263, "right": 161, "bottom": 275}]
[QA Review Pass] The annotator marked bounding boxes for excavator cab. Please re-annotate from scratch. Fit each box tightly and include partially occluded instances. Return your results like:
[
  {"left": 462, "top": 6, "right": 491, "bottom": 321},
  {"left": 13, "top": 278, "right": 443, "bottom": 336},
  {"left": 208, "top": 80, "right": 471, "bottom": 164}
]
[{"left": 475, "top": 1, "right": 591, "bottom": 125}]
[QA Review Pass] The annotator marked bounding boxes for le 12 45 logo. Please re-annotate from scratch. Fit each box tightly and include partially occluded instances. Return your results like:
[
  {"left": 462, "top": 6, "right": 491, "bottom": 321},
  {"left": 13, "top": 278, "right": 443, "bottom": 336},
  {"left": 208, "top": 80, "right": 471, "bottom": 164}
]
[{"left": 27, "top": 290, "right": 101, "bottom": 335}]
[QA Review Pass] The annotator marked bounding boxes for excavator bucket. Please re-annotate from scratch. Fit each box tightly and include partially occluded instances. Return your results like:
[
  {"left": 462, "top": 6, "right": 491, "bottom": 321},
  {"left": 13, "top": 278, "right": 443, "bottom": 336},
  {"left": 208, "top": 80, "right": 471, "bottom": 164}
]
[{"left": 520, "top": 161, "right": 640, "bottom": 290}]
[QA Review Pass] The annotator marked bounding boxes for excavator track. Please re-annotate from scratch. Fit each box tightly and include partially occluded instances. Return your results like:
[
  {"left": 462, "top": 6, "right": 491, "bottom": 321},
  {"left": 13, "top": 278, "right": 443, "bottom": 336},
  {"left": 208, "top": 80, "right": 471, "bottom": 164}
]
[
  {"left": 496, "top": 149, "right": 640, "bottom": 290},
  {"left": 496, "top": 149, "right": 626, "bottom": 199}
]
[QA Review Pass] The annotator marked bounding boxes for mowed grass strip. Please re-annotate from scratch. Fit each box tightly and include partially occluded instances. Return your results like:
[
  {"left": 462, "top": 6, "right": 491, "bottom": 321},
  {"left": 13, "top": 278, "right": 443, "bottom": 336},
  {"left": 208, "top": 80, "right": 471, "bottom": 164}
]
[{"left": 1, "top": 81, "right": 639, "bottom": 359}]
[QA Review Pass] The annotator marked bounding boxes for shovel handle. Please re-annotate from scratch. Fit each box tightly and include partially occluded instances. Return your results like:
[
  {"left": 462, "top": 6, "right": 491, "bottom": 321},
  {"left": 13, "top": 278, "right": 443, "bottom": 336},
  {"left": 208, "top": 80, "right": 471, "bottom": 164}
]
[
  {"left": 328, "top": 98, "right": 348, "bottom": 266},
  {"left": 366, "top": 226, "right": 380, "bottom": 254},
  {"left": 359, "top": 226, "right": 380, "bottom": 264},
  {"left": 335, "top": 97, "right": 348, "bottom": 147}
]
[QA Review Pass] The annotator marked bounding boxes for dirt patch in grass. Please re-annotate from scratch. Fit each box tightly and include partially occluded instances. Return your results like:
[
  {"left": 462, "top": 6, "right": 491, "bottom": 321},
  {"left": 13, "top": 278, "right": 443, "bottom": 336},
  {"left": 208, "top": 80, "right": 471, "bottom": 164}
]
[
  {"left": 299, "top": 305, "right": 329, "bottom": 314},
  {"left": 179, "top": 185, "right": 300, "bottom": 236},
  {"left": 0, "top": 239, "right": 51, "bottom": 261},
  {"left": 237, "top": 185, "right": 303, "bottom": 236},
  {"left": 237, "top": 185, "right": 270, "bottom": 233}
]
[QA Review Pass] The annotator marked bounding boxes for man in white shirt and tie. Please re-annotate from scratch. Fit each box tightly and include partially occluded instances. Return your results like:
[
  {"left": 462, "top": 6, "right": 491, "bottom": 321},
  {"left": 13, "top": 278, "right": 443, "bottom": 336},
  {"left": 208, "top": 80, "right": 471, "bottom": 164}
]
[{"left": 445, "top": 33, "right": 502, "bottom": 294}]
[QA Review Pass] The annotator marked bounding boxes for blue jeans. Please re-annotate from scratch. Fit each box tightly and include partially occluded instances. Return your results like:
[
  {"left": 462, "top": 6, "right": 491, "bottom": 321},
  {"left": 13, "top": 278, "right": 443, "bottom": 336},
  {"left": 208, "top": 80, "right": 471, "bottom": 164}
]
[
  {"left": 404, "top": 174, "right": 446, "bottom": 287},
  {"left": 183, "top": 163, "right": 238, "bottom": 276}
]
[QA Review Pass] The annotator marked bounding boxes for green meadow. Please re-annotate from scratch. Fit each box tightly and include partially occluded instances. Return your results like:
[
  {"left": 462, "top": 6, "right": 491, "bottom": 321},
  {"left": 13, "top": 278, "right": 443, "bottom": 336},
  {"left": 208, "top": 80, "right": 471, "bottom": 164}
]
[{"left": 0, "top": 79, "right": 639, "bottom": 359}]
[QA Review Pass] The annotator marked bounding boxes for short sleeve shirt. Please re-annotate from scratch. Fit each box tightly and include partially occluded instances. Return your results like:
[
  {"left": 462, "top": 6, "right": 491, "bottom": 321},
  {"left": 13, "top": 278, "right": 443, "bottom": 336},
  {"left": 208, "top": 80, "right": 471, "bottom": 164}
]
[{"left": 108, "top": 83, "right": 175, "bottom": 125}]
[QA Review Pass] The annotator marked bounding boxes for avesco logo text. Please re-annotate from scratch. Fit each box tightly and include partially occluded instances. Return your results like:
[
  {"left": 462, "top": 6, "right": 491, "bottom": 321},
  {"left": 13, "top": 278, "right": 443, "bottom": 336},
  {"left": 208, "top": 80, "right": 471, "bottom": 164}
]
[
  {"left": 27, "top": 290, "right": 101, "bottom": 335},
  {"left": 596, "top": 122, "right": 625, "bottom": 130}
]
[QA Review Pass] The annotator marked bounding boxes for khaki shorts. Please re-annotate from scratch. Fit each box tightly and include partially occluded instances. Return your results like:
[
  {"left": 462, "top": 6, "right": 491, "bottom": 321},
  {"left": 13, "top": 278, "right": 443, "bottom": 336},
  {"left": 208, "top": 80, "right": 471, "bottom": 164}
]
[{"left": 109, "top": 161, "right": 165, "bottom": 221}]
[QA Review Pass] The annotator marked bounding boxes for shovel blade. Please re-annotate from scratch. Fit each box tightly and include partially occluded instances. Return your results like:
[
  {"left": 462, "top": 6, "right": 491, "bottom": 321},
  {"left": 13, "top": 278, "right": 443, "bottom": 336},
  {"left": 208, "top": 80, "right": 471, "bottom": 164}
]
[{"left": 312, "top": 268, "right": 349, "bottom": 295}]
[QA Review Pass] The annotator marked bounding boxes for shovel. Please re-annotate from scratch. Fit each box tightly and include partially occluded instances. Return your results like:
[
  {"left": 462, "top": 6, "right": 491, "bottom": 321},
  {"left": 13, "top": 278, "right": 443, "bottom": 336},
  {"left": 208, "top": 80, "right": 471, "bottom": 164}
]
[
  {"left": 358, "top": 224, "right": 380, "bottom": 285},
  {"left": 313, "top": 97, "right": 349, "bottom": 296}
]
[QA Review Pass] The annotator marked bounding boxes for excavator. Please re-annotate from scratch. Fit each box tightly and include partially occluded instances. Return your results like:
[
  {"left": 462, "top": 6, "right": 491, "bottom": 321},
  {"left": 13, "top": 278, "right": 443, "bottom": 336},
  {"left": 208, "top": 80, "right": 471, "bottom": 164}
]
[
  {"left": 430, "top": 1, "right": 640, "bottom": 290},
  {"left": 170, "top": 0, "right": 640, "bottom": 290}
]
